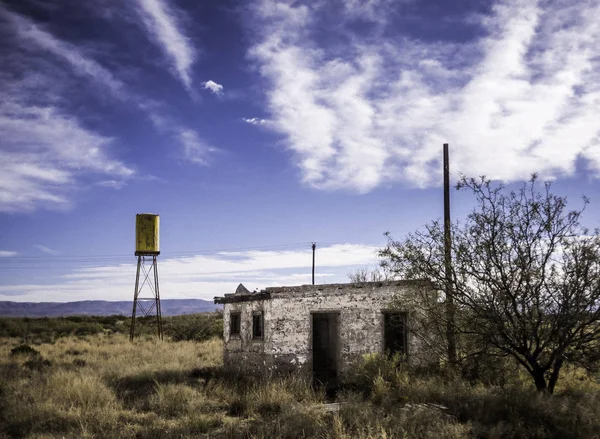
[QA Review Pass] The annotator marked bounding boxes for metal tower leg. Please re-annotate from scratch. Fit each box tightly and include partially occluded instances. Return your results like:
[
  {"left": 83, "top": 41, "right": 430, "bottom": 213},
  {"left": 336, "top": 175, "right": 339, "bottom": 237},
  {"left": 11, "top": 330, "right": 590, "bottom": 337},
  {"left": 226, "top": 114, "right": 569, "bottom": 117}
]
[
  {"left": 153, "top": 255, "right": 163, "bottom": 340},
  {"left": 130, "top": 256, "right": 141, "bottom": 341},
  {"left": 130, "top": 255, "right": 163, "bottom": 341}
]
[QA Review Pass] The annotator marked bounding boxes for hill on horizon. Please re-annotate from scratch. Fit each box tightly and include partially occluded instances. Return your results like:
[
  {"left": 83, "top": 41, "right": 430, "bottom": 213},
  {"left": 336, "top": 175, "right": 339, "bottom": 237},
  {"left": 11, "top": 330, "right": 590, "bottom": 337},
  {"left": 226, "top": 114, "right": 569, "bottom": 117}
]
[{"left": 0, "top": 299, "right": 219, "bottom": 317}]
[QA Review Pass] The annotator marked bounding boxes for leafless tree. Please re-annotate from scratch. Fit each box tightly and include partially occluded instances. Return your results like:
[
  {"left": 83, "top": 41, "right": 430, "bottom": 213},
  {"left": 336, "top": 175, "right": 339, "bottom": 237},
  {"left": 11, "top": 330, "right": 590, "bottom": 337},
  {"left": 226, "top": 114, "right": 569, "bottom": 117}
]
[
  {"left": 348, "top": 267, "right": 390, "bottom": 283},
  {"left": 380, "top": 175, "right": 600, "bottom": 393}
]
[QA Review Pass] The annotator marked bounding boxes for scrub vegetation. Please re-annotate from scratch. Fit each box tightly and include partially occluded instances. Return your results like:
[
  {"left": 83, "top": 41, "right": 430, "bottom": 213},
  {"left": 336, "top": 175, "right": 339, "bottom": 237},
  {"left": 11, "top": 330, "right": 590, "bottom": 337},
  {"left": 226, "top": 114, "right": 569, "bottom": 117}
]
[
  {"left": 1, "top": 327, "right": 599, "bottom": 438},
  {"left": 381, "top": 175, "right": 600, "bottom": 394},
  {"left": 0, "top": 312, "right": 223, "bottom": 344}
]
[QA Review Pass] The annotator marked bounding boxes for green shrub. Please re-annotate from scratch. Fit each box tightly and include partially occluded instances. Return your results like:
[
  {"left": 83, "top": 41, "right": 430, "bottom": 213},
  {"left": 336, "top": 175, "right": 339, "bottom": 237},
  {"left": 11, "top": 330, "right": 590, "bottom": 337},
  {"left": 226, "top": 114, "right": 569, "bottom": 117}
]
[{"left": 344, "top": 352, "right": 407, "bottom": 392}]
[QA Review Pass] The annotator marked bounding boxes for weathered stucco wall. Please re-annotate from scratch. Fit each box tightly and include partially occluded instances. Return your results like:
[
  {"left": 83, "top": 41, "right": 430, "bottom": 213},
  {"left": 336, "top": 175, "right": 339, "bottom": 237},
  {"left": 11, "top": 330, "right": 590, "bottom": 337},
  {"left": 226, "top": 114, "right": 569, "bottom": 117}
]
[
  {"left": 222, "top": 299, "right": 269, "bottom": 372},
  {"left": 220, "top": 281, "right": 433, "bottom": 377}
]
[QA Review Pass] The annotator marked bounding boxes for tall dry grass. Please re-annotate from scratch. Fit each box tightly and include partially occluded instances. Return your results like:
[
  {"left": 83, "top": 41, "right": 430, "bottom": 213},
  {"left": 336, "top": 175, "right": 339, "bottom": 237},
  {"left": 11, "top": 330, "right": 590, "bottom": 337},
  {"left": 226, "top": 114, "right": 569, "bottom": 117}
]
[{"left": 0, "top": 334, "right": 599, "bottom": 438}]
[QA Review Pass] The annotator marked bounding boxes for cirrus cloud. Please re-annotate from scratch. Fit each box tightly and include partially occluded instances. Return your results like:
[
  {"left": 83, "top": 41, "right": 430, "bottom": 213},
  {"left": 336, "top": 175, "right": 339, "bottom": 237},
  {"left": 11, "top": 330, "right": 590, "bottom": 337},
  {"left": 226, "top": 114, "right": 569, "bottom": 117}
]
[
  {"left": 249, "top": 0, "right": 600, "bottom": 193},
  {"left": 134, "top": 0, "right": 196, "bottom": 91},
  {"left": 0, "top": 101, "right": 134, "bottom": 212},
  {"left": 179, "top": 129, "right": 220, "bottom": 166}
]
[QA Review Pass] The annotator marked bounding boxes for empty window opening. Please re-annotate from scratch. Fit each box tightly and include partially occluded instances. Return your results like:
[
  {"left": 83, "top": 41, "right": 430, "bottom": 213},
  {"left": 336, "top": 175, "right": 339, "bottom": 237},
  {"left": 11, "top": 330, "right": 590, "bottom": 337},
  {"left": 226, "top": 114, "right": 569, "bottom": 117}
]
[
  {"left": 383, "top": 312, "right": 407, "bottom": 357},
  {"left": 252, "top": 313, "right": 263, "bottom": 339},
  {"left": 230, "top": 312, "right": 241, "bottom": 336}
]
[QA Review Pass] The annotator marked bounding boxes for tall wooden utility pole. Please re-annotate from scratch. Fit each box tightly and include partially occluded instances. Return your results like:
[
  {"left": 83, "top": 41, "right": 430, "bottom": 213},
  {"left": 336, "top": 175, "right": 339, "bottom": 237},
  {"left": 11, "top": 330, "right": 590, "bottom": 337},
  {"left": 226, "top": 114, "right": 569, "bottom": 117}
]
[
  {"left": 444, "top": 144, "right": 457, "bottom": 366},
  {"left": 312, "top": 242, "right": 316, "bottom": 285}
]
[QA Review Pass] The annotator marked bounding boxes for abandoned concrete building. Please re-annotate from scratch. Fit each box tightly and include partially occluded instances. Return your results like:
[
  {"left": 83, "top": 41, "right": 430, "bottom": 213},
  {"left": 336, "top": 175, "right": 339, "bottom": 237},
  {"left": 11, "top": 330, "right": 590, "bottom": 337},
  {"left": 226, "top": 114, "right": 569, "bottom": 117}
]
[{"left": 214, "top": 280, "right": 435, "bottom": 383}]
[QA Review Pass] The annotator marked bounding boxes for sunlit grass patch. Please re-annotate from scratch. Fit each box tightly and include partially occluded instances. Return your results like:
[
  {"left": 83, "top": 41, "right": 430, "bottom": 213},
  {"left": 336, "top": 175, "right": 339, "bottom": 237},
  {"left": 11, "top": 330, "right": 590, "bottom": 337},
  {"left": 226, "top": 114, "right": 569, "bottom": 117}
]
[
  {"left": 148, "top": 382, "right": 204, "bottom": 417},
  {"left": 0, "top": 331, "right": 599, "bottom": 439}
]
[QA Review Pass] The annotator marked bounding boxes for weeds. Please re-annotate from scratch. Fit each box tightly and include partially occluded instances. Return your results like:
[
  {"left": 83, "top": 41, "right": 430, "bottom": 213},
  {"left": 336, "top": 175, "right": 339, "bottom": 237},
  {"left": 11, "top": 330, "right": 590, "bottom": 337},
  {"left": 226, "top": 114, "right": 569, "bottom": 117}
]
[
  {"left": 0, "top": 334, "right": 598, "bottom": 438},
  {"left": 0, "top": 312, "right": 222, "bottom": 345}
]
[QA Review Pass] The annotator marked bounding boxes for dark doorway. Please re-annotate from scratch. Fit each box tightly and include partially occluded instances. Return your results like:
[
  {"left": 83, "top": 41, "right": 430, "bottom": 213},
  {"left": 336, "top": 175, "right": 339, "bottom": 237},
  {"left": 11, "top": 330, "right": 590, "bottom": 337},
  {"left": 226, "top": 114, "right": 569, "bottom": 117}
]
[
  {"left": 312, "top": 313, "right": 338, "bottom": 388},
  {"left": 383, "top": 312, "right": 408, "bottom": 357}
]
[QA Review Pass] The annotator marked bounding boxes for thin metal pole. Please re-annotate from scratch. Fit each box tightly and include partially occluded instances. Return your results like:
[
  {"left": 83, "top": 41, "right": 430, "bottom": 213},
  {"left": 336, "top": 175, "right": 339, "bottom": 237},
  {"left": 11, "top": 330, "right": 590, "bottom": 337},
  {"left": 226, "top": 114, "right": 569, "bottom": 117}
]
[
  {"left": 153, "top": 255, "right": 163, "bottom": 340},
  {"left": 312, "top": 243, "right": 316, "bottom": 285},
  {"left": 130, "top": 255, "right": 141, "bottom": 341},
  {"left": 443, "top": 143, "right": 457, "bottom": 366}
]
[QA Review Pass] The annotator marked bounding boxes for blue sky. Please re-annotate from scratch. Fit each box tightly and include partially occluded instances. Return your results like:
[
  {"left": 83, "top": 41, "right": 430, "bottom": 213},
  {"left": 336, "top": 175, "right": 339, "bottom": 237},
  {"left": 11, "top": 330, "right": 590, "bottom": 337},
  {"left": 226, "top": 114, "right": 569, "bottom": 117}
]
[{"left": 1, "top": 0, "right": 599, "bottom": 302}]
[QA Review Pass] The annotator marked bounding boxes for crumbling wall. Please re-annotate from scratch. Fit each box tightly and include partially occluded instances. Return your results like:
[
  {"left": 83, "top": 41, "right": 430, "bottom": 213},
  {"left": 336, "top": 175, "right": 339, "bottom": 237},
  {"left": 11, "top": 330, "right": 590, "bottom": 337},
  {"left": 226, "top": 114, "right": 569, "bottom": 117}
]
[
  {"left": 222, "top": 281, "right": 434, "bottom": 376},
  {"left": 265, "top": 282, "right": 427, "bottom": 377},
  {"left": 222, "top": 300, "right": 269, "bottom": 373}
]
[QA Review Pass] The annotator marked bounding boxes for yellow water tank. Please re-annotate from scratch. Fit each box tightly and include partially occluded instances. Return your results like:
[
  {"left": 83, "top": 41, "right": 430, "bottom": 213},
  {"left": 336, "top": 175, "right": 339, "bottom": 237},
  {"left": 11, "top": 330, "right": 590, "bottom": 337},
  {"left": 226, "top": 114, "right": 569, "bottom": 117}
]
[{"left": 135, "top": 214, "right": 160, "bottom": 255}]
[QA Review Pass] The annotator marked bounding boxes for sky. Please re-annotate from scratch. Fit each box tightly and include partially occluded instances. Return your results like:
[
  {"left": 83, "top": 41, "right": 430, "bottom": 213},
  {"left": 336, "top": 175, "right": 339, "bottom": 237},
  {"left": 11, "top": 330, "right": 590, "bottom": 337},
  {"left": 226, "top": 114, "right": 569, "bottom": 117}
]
[{"left": 1, "top": 0, "right": 599, "bottom": 303}]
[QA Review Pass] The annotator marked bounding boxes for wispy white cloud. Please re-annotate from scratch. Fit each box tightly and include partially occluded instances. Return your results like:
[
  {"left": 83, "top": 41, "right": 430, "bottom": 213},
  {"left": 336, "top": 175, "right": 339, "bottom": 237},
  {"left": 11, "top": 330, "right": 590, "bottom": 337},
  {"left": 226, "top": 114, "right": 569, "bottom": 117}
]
[
  {"left": 97, "top": 180, "right": 127, "bottom": 189},
  {"left": 340, "top": 0, "right": 404, "bottom": 25},
  {"left": 1, "top": 6, "right": 197, "bottom": 129},
  {"left": 34, "top": 245, "right": 60, "bottom": 256},
  {"left": 0, "top": 244, "right": 380, "bottom": 301},
  {"left": 0, "top": 5, "right": 137, "bottom": 212},
  {"left": 134, "top": 0, "right": 196, "bottom": 90},
  {"left": 242, "top": 117, "right": 268, "bottom": 126},
  {"left": 249, "top": 0, "right": 600, "bottom": 192},
  {"left": 0, "top": 5, "right": 220, "bottom": 210},
  {"left": 1, "top": 7, "right": 126, "bottom": 98},
  {"left": 179, "top": 129, "right": 219, "bottom": 165},
  {"left": 140, "top": 174, "right": 167, "bottom": 183},
  {"left": 148, "top": 113, "right": 220, "bottom": 167},
  {"left": 0, "top": 251, "right": 18, "bottom": 258},
  {"left": 202, "top": 80, "right": 224, "bottom": 95},
  {"left": 0, "top": 101, "right": 134, "bottom": 212},
  {"left": 1, "top": 3, "right": 222, "bottom": 206}
]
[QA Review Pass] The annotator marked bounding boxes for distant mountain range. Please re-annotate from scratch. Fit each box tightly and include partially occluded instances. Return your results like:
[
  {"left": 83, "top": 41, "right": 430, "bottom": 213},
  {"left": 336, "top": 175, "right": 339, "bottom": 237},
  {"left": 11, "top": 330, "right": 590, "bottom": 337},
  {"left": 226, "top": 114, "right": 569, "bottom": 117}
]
[{"left": 0, "top": 299, "right": 219, "bottom": 317}]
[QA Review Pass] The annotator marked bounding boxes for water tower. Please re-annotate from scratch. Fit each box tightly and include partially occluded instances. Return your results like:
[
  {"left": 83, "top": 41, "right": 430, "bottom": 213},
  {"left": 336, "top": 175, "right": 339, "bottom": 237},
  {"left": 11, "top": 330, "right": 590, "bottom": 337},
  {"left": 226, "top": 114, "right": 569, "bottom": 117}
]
[{"left": 130, "top": 213, "right": 163, "bottom": 340}]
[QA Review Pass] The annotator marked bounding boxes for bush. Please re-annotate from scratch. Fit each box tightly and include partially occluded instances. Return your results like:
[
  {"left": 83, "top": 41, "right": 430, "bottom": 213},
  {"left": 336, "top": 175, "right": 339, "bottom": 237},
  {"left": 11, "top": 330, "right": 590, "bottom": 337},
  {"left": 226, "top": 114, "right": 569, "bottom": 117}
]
[
  {"left": 73, "top": 358, "right": 87, "bottom": 367},
  {"left": 460, "top": 352, "right": 518, "bottom": 386},
  {"left": 23, "top": 357, "right": 52, "bottom": 371},
  {"left": 163, "top": 314, "right": 222, "bottom": 342},
  {"left": 337, "top": 397, "right": 470, "bottom": 439},
  {"left": 10, "top": 344, "right": 40, "bottom": 357},
  {"left": 47, "top": 370, "right": 119, "bottom": 412},
  {"left": 344, "top": 352, "right": 407, "bottom": 393},
  {"left": 0, "top": 316, "right": 129, "bottom": 343},
  {"left": 149, "top": 383, "right": 203, "bottom": 418},
  {"left": 227, "top": 395, "right": 248, "bottom": 417}
]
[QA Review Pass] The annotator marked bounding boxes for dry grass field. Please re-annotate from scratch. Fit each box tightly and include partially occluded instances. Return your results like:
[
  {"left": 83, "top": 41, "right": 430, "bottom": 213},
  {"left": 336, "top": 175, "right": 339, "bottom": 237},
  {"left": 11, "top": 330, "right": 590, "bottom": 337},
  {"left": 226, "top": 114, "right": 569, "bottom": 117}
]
[{"left": 1, "top": 332, "right": 600, "bottom": 439}]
